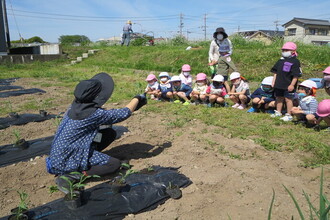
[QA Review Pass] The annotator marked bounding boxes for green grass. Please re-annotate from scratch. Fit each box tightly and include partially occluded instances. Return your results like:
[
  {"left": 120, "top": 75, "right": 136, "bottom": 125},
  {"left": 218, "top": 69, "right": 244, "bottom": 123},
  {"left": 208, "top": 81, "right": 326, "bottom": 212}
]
[{"left": 0, "top": 38, "right": 329, "bottom": 165}]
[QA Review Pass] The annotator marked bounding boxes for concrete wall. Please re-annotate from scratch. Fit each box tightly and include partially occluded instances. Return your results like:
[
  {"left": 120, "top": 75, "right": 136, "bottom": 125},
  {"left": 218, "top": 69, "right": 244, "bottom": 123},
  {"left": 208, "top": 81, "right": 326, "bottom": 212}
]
[{"left": 0, "top": 54, "right": 67, "bottom": 64}]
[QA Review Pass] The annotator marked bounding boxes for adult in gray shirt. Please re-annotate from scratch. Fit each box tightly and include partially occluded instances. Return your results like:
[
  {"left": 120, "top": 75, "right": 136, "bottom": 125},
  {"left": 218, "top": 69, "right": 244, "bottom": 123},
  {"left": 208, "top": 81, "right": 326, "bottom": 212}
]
[{"left": 121, "top": 20, "right": 133, "bottom": 46}]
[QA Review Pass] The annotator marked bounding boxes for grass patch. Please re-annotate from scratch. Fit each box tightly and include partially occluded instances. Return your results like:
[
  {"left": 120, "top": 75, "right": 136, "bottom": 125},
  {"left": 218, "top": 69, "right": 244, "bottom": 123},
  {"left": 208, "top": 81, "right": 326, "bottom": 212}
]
[{"left": 0, "top": 40, "right": 329, "bottom": 165}]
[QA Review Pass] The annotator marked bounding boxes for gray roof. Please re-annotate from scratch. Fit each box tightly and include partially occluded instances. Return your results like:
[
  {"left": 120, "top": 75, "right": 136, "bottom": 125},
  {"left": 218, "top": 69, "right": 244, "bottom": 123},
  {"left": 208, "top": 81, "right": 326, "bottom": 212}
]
[
  {"left": 283, "top": 17, "right": 330, "bottom": 27},
  {"left": 236, "top": 30, "right": 284, "bottom": 37}
]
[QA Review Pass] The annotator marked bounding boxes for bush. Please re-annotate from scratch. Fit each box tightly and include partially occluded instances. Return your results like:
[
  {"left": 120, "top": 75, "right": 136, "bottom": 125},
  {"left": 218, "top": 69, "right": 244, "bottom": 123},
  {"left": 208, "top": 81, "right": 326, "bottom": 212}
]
[
  {"left": 59, "top": 35, "right": 91, "bottom": 46},
  {"left": 170, "top": 35, "right": 188, "bottom": 46}
]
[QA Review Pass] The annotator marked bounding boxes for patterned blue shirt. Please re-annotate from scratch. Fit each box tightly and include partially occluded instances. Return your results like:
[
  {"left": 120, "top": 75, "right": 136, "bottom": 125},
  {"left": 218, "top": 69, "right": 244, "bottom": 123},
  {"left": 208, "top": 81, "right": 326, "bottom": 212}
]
[{"left": 46, "top": 107, "right": 131, "bottom": 175}]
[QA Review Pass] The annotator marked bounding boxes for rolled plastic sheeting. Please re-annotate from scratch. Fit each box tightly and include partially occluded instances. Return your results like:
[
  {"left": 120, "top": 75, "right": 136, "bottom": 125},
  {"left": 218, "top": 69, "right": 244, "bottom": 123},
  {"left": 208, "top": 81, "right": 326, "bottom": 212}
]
[
  {"left": 0, "top": 166, "right": 192, "bottom": 220},
  {"left": 0, "top": 125, "right": 129, "bottom": 167}
]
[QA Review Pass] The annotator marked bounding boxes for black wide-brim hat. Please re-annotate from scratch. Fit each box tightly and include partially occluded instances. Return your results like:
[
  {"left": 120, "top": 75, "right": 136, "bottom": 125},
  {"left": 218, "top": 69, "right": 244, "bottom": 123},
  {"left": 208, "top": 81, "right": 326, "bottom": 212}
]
[
  {"left": 213, "top": 27, "right": 228, "bottom": 39},
  {"left": 91, "top": 72, "right": 114, "bottom": 107}
]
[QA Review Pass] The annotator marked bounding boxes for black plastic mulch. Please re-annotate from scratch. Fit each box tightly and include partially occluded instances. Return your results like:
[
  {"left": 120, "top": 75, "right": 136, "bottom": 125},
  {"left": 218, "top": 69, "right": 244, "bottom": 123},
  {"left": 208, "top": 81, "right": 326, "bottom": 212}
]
[
  {"left": 0, "top": 113, "right": 58, "bottom": 130},
  {"left": 0, "top": 166, "right": 192, "bottom": 220},
  {"left": 0, "top": 85, "right": 23, "bottom": 91},
  {"left": 0, "top": 125, "right": 129, "bottom": 167},
  {"left": 0, "top": 78, "right": 19, "bottom": 85},
  {"left": 0, "top": 88, "right": 46, "bottom": 98}
]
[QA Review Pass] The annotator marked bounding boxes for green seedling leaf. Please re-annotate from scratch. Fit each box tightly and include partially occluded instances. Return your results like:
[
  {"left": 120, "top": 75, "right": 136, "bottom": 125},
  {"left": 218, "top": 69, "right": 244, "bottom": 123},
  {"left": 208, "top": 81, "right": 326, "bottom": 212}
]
[
  {"left": 49, "top": 185, "right": 59, "bottom": 194},
  {"left": 302, "top": 190, "right": 318, "bottom": 218},
  {"left": 267, "top": 189, "right": 275, "bottom": 220},
  {"left": 121, "top": 163, "right": 131, "bottom": 169},
  {"left": 283, "top": 184, "right": 305, "bottom": 220}
]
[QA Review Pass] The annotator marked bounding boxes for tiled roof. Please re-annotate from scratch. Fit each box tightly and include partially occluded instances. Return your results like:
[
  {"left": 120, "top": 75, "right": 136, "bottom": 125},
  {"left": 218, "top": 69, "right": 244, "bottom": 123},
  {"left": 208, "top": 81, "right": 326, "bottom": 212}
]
[{"left": 283, "top": 17, "right": 330, "bottom": 26}]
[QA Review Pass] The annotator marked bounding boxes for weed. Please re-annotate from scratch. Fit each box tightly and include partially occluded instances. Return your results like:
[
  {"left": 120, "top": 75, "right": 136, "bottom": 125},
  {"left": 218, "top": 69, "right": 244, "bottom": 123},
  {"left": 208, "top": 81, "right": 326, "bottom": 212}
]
[{"left": 229, "top": 153, "right": 242, "bottom": 160}]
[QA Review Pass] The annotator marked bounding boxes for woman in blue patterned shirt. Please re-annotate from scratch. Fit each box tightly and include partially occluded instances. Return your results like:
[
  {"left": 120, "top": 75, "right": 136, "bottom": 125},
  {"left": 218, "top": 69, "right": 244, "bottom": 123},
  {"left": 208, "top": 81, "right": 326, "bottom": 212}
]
[{"left": 46, "top": 72, "right": 146, "bottom": 192}]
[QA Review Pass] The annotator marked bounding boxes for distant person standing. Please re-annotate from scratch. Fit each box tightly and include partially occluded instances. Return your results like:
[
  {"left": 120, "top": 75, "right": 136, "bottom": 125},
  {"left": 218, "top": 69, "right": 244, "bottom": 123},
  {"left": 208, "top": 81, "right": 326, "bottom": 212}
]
[
  {"left": 214, "top": 27, "right": 237, "bottom": 93},
  {"left": 121, "top": 20, "right": 133, "bottom": 46}
]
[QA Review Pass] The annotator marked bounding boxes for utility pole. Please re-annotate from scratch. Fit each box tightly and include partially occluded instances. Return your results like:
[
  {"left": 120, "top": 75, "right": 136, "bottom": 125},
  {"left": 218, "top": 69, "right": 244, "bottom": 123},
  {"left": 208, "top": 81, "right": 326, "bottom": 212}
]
[
  {"left": 203, "top": 14, "right": 207, "bottom": 41},
  {"left": 179, "top": 13, "right": 184, "bottom": 36},
  {"left": 274, "top": 20, "right": 279, "bottom": 33},
  {"left": 0, "top": 0, "right": 10, "bottom": 55}
]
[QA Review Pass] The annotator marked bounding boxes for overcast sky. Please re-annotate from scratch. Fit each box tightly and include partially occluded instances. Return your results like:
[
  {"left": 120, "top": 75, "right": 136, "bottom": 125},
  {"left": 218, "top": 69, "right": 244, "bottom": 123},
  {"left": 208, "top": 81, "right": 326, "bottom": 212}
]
[{"left": 5, "top": 0, "right": 330, "bottom": 43}]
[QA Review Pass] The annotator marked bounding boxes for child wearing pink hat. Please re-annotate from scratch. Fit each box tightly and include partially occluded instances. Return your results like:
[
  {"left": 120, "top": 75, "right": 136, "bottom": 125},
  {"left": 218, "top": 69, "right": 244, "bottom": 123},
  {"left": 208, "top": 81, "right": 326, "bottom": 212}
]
[
  {"left": 179, "top": 64, "right": 193, "bottom": 87},
  {"left": 323, "top": 66, "right": 330, "bottom": 96},
  {"left": 315, "top": 99, "right": 330, "bottom": 132},
  {"left": 145, "top": 74, "right": 160, "bottom": 100},
  {"left": 190, "top": 73, "right": 209, "bottom": 105},
  {"left": 270, "top": 42, "right": 302, "bottom": 121}
]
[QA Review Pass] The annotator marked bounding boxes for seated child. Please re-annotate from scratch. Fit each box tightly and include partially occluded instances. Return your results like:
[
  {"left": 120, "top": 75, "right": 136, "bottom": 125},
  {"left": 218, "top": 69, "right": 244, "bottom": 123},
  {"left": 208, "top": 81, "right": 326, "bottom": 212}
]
[
  {"left": 190, "top": 73, "right": 209, "bottom": 105},
  {"left": 248, "top": 76, "right": 275, "bottom": 113},
  {"left": 315, "top": 99, "right": 330, "bottom": 132},
  {"left": 145, "top": 74, "right": 159, "bottom": 100},
  {"left": 157, "top": 72, "right": 173, "bottom": 101},
  {"left": 323, "top": 66, "right": 330, "bottom": 96},
  {"left": 206, "top": 74, "right": 227, "bottom": 107},
  {"left": 179, "top": 64, "right": 193, "bottom": 87},
  {"left": 228, "top": 72, "right": 250, "bottom": 109},
  {"left": 171, "top": 75, "right": 192, "bottom": 106},
  {"left": 290, "top": 80, "right": 318, "bottom": 126}
]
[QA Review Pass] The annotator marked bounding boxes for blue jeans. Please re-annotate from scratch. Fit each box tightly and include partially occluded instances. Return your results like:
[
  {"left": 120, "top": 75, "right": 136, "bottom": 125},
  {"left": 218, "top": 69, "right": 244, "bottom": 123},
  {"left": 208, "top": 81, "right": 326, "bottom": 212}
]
[{"left": 121, "top": 32, "right": 131, "bottom": 46}]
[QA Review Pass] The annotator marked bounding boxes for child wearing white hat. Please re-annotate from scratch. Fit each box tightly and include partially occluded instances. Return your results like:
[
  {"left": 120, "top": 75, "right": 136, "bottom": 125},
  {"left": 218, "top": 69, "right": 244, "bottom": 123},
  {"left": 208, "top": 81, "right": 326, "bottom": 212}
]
[
  {"left": 228, "top": 72, "right": 250, "bottom": 109},
  {"left": 248, "top": 76, "right": 275, "bottom": 113},
  {"left": 171, "top": 75, "right": 193, "bottom": 106},
  {"left": 290, "top": 80, "right": 318, "bottom": 125},
  {"left": 206, "top": 74, "right": 227, "bottom": 107}
]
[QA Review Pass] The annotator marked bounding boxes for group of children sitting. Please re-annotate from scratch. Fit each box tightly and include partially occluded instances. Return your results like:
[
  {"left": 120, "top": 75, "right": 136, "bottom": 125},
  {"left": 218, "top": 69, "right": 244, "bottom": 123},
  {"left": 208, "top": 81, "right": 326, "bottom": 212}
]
[
  {"left": 145, "top": 64, "right": 251, "bottom": 109},
  {"left": 144, "top": 42, "right": 330, "bottom": 131}
]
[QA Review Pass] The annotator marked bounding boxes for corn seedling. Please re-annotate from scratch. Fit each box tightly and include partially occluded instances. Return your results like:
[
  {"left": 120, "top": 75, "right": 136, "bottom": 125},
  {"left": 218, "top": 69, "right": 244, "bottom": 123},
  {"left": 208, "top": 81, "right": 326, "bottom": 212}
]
[
  {"left": 119, "top": 169, "right": 138, "bottom": 184},
  {"left": 11, "top": 191, "right": 29, "bottom": 218},
  {"left": 12, "top": 129, "right": 21, "bottom": 145},
  {"left": 60, "top": 172, "right": 100, "bottom": 200},
  {"left": 268, "top": 167, "right": 330, "bottom": 219}
]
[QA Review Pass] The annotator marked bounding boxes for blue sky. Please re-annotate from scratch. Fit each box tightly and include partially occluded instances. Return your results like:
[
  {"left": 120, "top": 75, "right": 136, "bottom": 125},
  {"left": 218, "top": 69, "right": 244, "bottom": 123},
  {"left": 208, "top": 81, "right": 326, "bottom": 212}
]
[{"left": 5, "top": 0, "right": 330, "bottom": 43}]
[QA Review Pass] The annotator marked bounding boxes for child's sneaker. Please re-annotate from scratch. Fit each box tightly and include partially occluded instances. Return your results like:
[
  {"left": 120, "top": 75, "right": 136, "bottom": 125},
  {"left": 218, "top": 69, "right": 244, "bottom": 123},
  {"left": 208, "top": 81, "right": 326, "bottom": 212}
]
[
  {"left": 182, "top": 101, "right": 190, "bottom": 106},
  {"left": 173, "top": 100, "right": 181, "bottom": 104},
  {"left": 280, "top": 113, "right": 293, "bottom": 122},
  {"left": 237, "top": 104, "right": 246, "bottom": 110},
  {"left": 247, "top": 107, "right": 257, "bottom": 113},
  {"left": 270, "top": 110, "right": 282, "bottom": 118},
  {"left": 207, "top": 103, "right": 214, "bottom": 108},
  {"left": 232, "top": 103, "right": 240, "bottom": 108}
]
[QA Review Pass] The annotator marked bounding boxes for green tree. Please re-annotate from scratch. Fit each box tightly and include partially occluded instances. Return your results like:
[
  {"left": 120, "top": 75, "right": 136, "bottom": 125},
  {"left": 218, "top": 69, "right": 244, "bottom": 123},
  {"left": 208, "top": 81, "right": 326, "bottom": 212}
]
[{"left": 59, "top": 35, "right": 91, "bottom": 45}]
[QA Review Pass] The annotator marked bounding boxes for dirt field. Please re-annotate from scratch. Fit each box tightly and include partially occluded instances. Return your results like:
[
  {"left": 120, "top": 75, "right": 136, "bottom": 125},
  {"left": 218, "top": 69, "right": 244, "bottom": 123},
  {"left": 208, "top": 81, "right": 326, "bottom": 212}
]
[{"left": 0, "top": 77, "right": 329, "bottom": 219}]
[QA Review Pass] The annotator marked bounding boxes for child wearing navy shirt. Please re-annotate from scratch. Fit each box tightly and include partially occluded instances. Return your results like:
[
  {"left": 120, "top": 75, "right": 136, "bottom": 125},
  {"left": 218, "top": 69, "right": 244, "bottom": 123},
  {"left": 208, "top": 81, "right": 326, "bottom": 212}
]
[
  {"left": 171, "top": 75, "right": 192, "bottom": 106},
  {"left": 271, "top": 42, "right": 302, "bottom": 121},
  {"left": 248, "top": 76, "right": 275, "bottom": 113}
]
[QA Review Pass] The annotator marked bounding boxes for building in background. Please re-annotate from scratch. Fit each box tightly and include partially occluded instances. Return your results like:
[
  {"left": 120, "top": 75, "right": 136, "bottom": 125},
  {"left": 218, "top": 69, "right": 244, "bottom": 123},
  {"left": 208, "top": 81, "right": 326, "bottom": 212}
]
[
  {"left": 234, "top": 30, "right": 284, "bottom": 45},
  {"left": 282, "top": 17, "right": 330, "bottom": 45}
]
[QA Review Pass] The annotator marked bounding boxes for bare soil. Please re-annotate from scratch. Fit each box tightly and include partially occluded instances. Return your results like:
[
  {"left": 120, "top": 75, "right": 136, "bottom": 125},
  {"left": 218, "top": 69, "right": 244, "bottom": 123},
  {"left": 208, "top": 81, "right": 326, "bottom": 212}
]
[{"left": 0, "top": 78, "right": 329, "bottom": 219}]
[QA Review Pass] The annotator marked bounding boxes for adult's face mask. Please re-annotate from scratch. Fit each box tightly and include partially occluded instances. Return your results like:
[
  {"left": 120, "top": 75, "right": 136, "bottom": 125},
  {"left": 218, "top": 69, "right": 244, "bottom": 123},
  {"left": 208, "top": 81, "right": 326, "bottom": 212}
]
[
  {"left": 282, "top": 51, "right": 292, "bottom": 58},
  {"left": 217, "top": 34, "right": 224, "bottom": 40}
]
